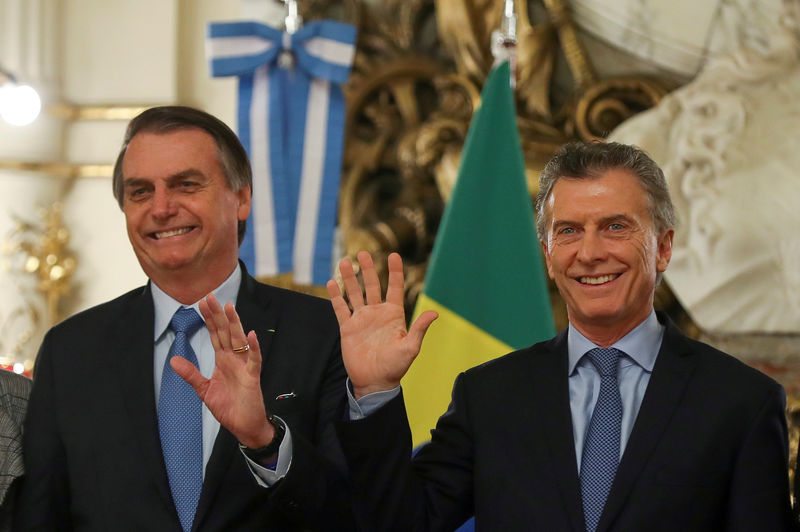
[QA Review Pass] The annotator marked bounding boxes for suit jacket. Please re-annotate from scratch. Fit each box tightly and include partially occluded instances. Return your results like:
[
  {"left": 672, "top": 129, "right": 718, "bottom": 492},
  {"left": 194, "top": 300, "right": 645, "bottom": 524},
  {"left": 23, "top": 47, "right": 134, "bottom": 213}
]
[
  {"left": 18, "top": 270, "right": 353, "bottom": 531},
  {"left": 0, "top": 369, "right": 31, "bottom": 531},
  {"left": 337, "top": 313, "right": 795, "bottom": 531}
]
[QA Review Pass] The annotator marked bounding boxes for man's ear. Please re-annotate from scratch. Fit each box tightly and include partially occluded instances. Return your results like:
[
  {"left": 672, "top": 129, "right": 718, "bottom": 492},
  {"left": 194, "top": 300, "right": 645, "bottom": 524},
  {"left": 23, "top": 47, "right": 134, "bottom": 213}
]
[
  {"left": 541, "top": 240, "right": 555, "bottom": 280},
  {"left": 237, "top": 185, "right": 252, "bottom": 222},
  {"left": 656, "top": 228, "right": 674, "bottom": 273}
]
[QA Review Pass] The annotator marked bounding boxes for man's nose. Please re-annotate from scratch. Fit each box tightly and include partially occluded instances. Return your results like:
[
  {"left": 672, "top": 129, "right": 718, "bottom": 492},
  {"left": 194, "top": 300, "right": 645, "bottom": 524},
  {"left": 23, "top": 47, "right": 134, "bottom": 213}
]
[
  {"left": 576, "top": 230, "right": 607, "bottom": 263},
  {"left": 151, "top": 188, "right": 177, "bottom": 218}
]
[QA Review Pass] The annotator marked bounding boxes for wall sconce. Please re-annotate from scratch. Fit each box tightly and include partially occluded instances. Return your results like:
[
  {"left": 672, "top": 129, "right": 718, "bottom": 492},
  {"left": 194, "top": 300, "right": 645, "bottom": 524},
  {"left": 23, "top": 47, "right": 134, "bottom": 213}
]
[{"left": 0, "top": 64, "right": 42, "bottom": 126}]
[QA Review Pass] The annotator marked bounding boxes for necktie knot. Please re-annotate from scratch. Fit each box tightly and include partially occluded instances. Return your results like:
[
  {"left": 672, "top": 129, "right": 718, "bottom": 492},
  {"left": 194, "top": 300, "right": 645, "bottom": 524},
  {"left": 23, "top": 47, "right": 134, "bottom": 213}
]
[
  {"left": 170, "top": 307, "right": 204, "bottom": 336},
  {"left": 586, "top": 347, "right": 622, "bottom": 377}
]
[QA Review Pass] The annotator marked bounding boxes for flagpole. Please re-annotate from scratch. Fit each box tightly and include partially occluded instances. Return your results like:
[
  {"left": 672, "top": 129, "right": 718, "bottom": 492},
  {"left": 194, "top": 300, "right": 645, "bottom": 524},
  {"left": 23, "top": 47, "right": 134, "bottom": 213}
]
[
  {"left": 494, "top": 0, "right": 518, "bottom": 88},
  {"left": 281, "top": 0, "right": 302, "bottom": 34}
]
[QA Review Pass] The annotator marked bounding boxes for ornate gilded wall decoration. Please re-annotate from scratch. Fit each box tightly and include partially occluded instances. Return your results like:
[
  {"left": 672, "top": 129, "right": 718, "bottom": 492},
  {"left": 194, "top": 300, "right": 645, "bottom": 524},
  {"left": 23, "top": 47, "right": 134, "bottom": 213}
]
[
  {"left": 789, "top": 394, "right": 800, "bottom": 504},
  {"left": 1, "top": 203, "right": 76, "bottom": 372}
]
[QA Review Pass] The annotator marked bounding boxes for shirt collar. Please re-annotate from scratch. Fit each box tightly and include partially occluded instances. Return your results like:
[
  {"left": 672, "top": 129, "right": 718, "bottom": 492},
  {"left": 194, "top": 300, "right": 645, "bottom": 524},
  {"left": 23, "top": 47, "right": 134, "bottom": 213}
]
[
  {"left": 567, "top": 309, "right": 664, "bottom": 375},
  {"left": 151, "top": 263, "right": 243, "bottom": 341}
]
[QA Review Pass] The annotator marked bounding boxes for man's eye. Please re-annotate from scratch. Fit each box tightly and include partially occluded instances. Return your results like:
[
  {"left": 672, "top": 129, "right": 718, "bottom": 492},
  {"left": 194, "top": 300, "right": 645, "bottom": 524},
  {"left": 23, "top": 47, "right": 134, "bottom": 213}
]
[
  {"left": 609, "top": 223, "right": 624, "bottom": 231},
  {"left": 559, "top": 227, "right": 575, "bottom": 235},
  {"left": 128, "top": 188, "right": 149, "bottom": 200}
]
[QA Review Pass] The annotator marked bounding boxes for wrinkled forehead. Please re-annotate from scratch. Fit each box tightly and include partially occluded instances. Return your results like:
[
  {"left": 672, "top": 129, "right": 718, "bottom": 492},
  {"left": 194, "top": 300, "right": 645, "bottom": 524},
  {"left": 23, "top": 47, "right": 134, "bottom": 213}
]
[{"left": 545, "top": 170, "right": 652, "bottom": 220}]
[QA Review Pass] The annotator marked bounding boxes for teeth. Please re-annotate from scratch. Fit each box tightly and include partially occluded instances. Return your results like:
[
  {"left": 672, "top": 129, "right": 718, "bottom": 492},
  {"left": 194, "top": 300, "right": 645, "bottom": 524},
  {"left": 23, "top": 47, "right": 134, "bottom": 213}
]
[
  {"left": 154, "top": 227, "right": 192, "bottom": 239},
  {"left": 580, "top": 274, "right": 617, "bottom": 285}
]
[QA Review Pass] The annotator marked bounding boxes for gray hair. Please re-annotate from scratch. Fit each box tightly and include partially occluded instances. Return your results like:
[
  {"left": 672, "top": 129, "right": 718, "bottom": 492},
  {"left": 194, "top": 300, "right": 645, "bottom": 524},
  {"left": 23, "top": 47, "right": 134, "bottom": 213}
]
[
  {"left": 534, "top": 141, "right": 676, "bottom": 242},
  {"left": 112, "top": 105, "right": 252, "bottom": 244}
]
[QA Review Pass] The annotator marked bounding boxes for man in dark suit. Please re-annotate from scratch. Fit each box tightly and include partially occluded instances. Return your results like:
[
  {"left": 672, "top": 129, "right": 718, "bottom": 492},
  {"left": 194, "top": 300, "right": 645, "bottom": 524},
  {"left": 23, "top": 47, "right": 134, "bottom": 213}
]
[
  {"left": 18, "top": 106, "right": 352, "bottom": 530},
  {"left": 329, "top": 141, "right": 795, "bottom": 530}
]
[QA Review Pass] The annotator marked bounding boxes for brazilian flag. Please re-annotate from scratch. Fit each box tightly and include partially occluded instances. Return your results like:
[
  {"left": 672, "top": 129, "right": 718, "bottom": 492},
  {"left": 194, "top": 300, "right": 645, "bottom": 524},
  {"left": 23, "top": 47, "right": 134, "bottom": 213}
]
[{"left": 404, "top": 61, "right": 556, "bottom": 447}]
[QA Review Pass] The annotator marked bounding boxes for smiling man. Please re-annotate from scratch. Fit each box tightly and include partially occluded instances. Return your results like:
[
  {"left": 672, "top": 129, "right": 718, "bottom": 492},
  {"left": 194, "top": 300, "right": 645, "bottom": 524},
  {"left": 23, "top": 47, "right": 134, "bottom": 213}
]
[
  {"left": 331, "top": 141, "right": 795, "bottom": 531},
  {"left": 18, "top": 106, "right": 352, "bottom": 531}
]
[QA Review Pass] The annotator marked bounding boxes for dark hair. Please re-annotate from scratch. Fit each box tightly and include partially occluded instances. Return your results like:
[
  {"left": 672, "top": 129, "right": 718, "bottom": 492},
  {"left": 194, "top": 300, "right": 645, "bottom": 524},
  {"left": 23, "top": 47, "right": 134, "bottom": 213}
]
[
  {"left": 535, "top": 141, "right": 676, "bottom": 242},
  {"left": 112, "top": 106, "right": 252, "bottom": 244}
]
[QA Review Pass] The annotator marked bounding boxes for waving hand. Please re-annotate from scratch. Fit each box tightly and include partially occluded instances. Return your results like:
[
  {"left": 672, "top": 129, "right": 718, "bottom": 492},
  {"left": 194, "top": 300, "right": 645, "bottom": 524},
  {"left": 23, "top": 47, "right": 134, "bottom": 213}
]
[
  {"left": 326, "top": 252, "right": 438, "bottom": 399},
  {"left": 170, "top": 293, "right": 274, "bottom": 448}
]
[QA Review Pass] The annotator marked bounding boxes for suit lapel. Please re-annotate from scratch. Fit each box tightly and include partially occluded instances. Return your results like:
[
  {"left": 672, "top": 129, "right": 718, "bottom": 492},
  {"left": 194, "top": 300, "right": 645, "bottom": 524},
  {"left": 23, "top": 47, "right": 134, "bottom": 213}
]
[
  {"left": 597, "top": 316, "right": 697, "bottom": 532},
  {"left": 113, "top": 285, "right": 174, "bottom": 505},
  {"left": 193, "top": 270, "right": 279, "bottom": 528},
  {"left": 532, "top": 333, "right": 586, "bottom": 532}
]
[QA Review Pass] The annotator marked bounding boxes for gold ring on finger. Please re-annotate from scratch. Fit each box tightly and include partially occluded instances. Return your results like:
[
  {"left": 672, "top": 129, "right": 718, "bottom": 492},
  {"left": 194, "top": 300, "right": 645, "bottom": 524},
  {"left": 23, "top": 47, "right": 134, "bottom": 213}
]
[{"left": 232, "top": 344, "right": 250, "bottom": 354}]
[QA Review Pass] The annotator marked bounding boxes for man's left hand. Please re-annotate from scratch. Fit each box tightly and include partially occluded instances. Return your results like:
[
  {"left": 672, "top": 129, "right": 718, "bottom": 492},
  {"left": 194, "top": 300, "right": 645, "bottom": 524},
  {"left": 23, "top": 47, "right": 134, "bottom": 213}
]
[{"left": 170, "top": 293, "right": 274, "bottom": 448}]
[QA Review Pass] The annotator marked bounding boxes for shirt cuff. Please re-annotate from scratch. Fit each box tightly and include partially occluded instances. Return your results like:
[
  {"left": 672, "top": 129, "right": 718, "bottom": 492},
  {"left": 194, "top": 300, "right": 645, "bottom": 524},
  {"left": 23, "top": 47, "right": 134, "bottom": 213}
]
[
  {"left": 346, "top": 377, "right": 401, "bottom": 420},
  {"left": 242, "top": 417, "right": 293, "bottom": 487}
]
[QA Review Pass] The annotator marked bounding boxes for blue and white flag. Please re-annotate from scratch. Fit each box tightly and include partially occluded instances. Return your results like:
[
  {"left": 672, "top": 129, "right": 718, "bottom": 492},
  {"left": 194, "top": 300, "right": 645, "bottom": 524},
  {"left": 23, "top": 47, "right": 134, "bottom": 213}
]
[{"left": 207, "top": 20, "right": 356, "bottom": 285}]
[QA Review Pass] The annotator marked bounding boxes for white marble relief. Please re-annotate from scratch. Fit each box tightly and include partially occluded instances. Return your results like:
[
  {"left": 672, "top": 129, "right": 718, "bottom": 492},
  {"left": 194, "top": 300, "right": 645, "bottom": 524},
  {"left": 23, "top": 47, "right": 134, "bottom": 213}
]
[
  {"left": 571, "top": 0, "right": 791, "bottom": 77},
  {"left": 610, "top": 2, "right": 800, "bottom": 333}
]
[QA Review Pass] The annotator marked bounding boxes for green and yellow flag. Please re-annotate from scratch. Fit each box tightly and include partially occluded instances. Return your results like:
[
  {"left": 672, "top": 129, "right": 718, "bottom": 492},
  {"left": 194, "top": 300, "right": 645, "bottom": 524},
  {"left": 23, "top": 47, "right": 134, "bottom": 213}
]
[{"left": 404, "top": 61, "right": 556, "bottom": 446}]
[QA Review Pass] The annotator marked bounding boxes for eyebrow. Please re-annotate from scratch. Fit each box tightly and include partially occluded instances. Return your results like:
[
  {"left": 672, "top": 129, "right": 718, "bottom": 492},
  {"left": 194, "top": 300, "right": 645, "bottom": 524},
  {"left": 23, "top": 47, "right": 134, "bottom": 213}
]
[
  {"left": 598, "top": 214, "right": 632, "bottom": 225},
  {"left": 551, "top": 214, "right": 633, "bottom": 230},
  {"left": 123, "top": 169, "right": 207, "bottom": 188},
  {"left": 122, "top": 177, "right": 151, "bottom": 190},
  {"left": 166, "top": 169, "right": 206, "bottom": 183},
  {"left": 551, "top": 219, "right": 578, "bottom": 231}
]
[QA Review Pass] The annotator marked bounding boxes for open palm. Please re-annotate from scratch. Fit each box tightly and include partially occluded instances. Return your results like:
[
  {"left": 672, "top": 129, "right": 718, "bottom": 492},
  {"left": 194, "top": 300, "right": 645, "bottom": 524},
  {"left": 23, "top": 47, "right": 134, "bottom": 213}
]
[
  {"left": 171, "top": 293, "right": 273, "bottom": 448},
  {"left": 328, "top": 252, "right": 437, "bottom": 399}
]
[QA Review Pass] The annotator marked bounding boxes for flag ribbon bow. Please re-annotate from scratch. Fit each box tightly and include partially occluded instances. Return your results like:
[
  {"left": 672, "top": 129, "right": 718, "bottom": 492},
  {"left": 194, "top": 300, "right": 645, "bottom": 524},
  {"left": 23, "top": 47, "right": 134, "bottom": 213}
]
[{"left": 207, "top": 20, "right": 356, "bottom": 285}]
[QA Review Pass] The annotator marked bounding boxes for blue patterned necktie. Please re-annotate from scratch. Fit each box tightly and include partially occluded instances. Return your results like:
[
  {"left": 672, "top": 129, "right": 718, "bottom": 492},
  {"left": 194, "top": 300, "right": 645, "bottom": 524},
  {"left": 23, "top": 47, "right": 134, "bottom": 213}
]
[
  {"left": 580, "top": 347, "right": 623, "bottom": 532},
  {"left": 158, "top": 307, "right": 204, "bottom": 532}
]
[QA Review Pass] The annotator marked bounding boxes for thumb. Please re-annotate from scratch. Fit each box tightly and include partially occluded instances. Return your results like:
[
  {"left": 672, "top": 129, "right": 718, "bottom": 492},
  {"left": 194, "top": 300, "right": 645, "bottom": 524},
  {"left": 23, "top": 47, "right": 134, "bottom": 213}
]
[
  {"left": 406, "top": 310, "right": 438, "bottom": 354},
  {"left": 171, "top": 356, "right": 209, "bottom": 399}
]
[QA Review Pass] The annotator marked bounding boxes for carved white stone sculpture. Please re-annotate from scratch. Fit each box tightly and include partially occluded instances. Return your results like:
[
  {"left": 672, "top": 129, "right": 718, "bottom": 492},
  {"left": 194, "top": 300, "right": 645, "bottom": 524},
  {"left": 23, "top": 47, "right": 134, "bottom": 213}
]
[
  {"left": 572, "top": 0, "right": 788, "bottom": 77},
  {"left": 611, "top": 0, "right": 800, "bottom": 333}
]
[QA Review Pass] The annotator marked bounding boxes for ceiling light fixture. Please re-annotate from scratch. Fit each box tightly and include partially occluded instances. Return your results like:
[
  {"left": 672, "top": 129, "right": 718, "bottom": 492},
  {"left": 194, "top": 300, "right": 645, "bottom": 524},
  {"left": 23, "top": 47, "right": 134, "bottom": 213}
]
[{"left": 0, "top": 64, "right": 42, "bottom": 126}]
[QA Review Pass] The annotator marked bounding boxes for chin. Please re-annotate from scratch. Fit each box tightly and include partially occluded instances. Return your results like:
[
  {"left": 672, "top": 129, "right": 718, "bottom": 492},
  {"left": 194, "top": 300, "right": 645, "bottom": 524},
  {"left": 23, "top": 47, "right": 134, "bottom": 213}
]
[
  {"left": 144, "top": 255, "right": 196, "bottom": 273},
  {"left": 574, "top": 304, "right": 626, "bottom": 324}
]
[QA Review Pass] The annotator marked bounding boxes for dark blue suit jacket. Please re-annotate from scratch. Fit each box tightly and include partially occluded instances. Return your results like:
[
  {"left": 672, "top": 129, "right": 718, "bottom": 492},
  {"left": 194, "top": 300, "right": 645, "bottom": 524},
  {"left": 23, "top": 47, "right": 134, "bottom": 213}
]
[{"left": 338, "top": 313, "right": 794, "bottom": 531}]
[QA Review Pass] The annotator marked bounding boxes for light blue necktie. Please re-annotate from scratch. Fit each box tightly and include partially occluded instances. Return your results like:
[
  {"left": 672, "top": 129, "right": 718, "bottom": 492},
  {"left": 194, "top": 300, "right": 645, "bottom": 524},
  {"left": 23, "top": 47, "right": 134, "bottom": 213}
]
[
  {"left": 580, "top": 347, "right": 623, "bottom": 532},
  {"left": 158, "top": 307, "right": 204, "bottom": 532}
]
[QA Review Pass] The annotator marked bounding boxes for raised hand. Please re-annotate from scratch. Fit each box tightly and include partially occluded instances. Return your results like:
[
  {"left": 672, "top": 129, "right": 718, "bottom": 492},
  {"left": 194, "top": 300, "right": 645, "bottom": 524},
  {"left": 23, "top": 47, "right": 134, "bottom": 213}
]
[
  {"left": 327, "top": 251, "right": 438, "bottom": 399},
  {"left": 170, "top": 293, "right": 273, "bottom": 449}
]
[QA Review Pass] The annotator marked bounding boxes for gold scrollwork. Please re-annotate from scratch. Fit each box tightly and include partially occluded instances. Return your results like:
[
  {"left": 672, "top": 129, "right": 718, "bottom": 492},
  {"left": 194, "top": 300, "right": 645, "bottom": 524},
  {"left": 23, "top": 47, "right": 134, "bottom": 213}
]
[
  {"left": 3, "top": 203, "right": 76, "bottom": 326},
  {"left": 789, "top": 394, "right": 800, "bottom": 500},
  {"left": 1, "top": 203, "right": 76, "bottom": 371},
  {"left": 332, "top": 1, "right": 457, "bottom": 307},
  {"left": 573, "top": 77, "right": 666, "bottom": 141}
]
